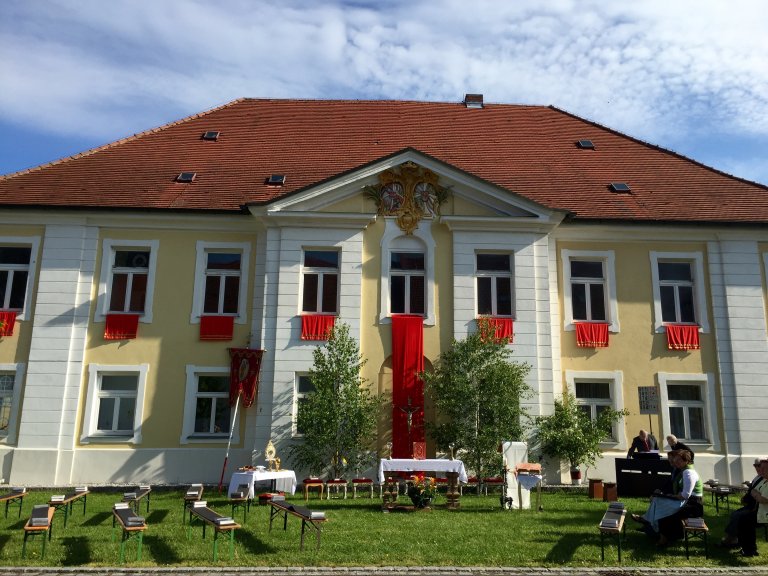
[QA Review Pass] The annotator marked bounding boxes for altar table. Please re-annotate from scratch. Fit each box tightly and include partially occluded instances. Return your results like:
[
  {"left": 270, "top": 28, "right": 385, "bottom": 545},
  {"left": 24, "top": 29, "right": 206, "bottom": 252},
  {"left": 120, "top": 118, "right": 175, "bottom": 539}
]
[
  {"left": 228, "top": 469, "right": 297, "bottom": 498},
  {"left": 378, "top": 458, "right": 468, "bottom": 483}
]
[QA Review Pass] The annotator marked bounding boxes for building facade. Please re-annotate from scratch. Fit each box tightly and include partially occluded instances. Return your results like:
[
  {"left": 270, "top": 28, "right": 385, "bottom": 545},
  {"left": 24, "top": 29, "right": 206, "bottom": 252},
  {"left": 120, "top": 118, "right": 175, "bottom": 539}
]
[{"left": 0, "top": 96, "right": 766, "bottom": 486}]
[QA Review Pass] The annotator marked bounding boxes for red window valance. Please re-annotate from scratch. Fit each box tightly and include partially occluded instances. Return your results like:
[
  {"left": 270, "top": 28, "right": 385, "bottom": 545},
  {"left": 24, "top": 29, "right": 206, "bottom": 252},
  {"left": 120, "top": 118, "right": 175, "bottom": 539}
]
[
  {"left": 301, "top": 314, "right": 335, "bottom": 340},
  {"left": 477, "top": 317, "right": 514, "bottom": 343},
  {"left": 575, "top": 322, "right": 609, "bottom": 347},
  {"left": 666, "top": 324, "right": 700, "bottom": 350},
  {"left": 0, "top": 311, "right": 18, "bottom": 337},
  {"left": 199, "top": 315, "right": 234, "bottom": 341},
  {"left": 104, "top": 313, "right": 140, "bottom": 340}
]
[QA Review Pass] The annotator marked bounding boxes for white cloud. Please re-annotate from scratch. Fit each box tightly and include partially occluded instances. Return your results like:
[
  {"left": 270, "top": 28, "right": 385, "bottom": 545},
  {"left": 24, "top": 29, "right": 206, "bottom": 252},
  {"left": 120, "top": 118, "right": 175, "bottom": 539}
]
[{"left": 1, "top": 0, "right": 767, "bottom": 182}]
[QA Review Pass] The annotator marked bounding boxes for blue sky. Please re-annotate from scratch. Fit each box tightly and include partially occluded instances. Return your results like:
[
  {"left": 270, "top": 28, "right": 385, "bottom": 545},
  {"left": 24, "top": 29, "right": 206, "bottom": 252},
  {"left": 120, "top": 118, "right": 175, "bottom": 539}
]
[{"left": 2, "top": 0, "right": 767, "bottom": 185}]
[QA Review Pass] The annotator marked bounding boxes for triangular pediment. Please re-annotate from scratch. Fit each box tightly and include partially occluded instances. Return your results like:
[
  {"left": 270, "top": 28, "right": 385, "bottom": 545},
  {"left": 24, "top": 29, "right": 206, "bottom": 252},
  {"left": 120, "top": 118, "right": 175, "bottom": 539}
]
[{"left": 259, "top": 148, "right": 566, "bottom": 226}]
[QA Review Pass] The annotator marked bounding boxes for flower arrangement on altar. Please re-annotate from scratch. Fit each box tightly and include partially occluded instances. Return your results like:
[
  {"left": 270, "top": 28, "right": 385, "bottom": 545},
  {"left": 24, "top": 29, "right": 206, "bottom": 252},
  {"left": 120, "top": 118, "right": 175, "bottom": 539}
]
[{"left": 407, "top": 473, "right": 437, "bottom": 508}]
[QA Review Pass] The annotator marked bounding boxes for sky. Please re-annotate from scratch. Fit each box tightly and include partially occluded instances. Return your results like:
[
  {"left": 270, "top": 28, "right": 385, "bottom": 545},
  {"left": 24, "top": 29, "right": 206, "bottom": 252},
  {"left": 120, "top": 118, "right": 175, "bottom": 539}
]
[{"left": 2, "top": 0, "right": 768, "bottom": 186}]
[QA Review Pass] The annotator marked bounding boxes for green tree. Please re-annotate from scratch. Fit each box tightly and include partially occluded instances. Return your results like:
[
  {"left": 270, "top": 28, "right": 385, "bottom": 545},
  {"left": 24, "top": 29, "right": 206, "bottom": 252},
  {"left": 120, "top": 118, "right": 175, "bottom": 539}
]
[
  {"left": 288, "top": 323, "right": 382, "bottom": 479},
  {"left": 531, "top": 391, "right": 628, "bottom": 469},
  {"left": 421, "top": 319, "right": 531, "bottom": 483}
]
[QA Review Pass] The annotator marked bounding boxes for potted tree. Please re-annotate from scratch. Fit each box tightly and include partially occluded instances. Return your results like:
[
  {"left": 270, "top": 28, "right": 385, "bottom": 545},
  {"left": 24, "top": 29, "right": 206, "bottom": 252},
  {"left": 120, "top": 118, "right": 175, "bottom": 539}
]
[{"left": 531, "top": 392, "right": 627, "bottom": 484}]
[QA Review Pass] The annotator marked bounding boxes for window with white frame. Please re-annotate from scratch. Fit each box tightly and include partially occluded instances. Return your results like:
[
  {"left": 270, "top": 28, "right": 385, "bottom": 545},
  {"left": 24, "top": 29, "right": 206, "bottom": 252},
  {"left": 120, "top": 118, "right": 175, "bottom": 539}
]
[
  {"left": 658, "top": 261, "right": 695, "bottom": 324},
  {"left": 181, "top": 366, "right": 238, "bottom": 443},
  {"left": 476, "top": 253, "right": 513, "bottom": 316},
  {"left": 657, "top": 372, "right": 717, "bottom": 448},
  {"left": 650, "top": 252, "right": 708, "bottom": 332},
  {"left": 667, "top": 383, "right": 706, "bottom": 441},
  {"left": 0, "top": 238, "right": 39, "bottom": 320},
  {"left": 293, "top": 374, "right": 315, "bottom": 436},
  {"left": 565, "top": 370, "right": 625, "bottom": 449},
  {"left": 301, "top": 250, "right": 339, "bottom": 314},
  {"left": 0, "top": 363, "right": 24, "bottom": 443},
  {"left": 81, "top": 364, "right": 148, "bottom": 443},
  {"left": 190, "top": 241, "right": 250, "bottom": 323},
  {"left": 562, "top": 250, "right": 619, "bottom": 331},
  {"left": 390, "top": 251, "right": 425, "bottom": 315},
  {"left": 97, "top": 240, "right": 158, "bottom": 322},
  {"left": 203, "top": 252, "right": 242, "bottom": 315}
]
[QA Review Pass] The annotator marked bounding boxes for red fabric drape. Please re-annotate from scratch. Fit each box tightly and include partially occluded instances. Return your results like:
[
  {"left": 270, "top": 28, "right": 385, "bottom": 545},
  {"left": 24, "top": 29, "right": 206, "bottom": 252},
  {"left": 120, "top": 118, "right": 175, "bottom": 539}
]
[
  {"left": 575, "top": 322, "right": 609, "bottom": 347},
  {"left": 666, "top": 324, "right": 700, "bottom": 350},
  {"left": 104, "top": 313, "right": 140, "bottom": 340},
  {"left": 229, "top": 348, "right": 264, "bottom": 407},
  {"left": 199, "top": 315, "right": 234, "bottom": 341},
  {"left": 412, "top": 441, "right": 426, "bottom": 460},
  {"left": 391, "top": 315, "right": 424, "bottom": 458},
  {"left": 0, "top": 311, "right": 18, "bottom": 337},
  {"left": 479, "top": 317, "right": 514, "bottom": 343},
  {"left": 301, "top": 314, "right": 335, "bottom": 340}
]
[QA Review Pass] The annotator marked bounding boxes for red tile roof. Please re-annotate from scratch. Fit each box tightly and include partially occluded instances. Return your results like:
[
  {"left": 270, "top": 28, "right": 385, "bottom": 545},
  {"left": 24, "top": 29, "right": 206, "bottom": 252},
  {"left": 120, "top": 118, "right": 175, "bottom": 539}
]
[{"left": 1, "top": 98, "right": 767, "bottom": 223}]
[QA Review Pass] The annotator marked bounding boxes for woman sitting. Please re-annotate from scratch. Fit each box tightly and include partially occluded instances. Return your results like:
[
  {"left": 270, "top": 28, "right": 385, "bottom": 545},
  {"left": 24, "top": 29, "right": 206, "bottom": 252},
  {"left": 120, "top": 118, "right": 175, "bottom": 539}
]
[{"left": 631, "top": 449, "right": 704, "bottom": 547}]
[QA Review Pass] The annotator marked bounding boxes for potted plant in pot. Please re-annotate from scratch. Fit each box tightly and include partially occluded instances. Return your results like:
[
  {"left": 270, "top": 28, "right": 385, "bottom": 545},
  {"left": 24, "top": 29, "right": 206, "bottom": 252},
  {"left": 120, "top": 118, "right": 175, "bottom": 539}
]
[{"left": 531, "top": 392, "right": 627, "bottom": 485}]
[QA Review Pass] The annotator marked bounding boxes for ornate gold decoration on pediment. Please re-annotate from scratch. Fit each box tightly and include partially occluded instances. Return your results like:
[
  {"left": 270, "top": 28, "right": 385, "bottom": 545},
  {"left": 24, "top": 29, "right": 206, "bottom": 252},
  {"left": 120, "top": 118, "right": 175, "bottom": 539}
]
[{"left": 364, "top": 162, "right": 450, "bottom": 234}]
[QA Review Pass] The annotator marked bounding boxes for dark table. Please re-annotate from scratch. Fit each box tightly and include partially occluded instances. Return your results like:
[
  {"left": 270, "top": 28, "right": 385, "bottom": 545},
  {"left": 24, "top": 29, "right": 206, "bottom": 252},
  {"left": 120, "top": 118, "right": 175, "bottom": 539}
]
[{"left": 614, "top": 457, "right": 673, "bottom": 497}]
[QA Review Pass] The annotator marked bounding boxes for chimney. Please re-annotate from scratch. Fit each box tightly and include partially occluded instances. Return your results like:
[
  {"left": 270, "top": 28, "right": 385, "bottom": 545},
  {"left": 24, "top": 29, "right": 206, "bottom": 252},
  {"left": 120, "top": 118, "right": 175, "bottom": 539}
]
[{"left": 463, "top": 94, "right": 484, "bottom": 108}]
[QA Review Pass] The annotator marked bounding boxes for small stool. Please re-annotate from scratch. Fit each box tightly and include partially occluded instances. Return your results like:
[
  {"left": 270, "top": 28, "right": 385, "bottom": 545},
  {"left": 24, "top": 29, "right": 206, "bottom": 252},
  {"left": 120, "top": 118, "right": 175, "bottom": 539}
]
[
  {"left": 712, "top": 487, "right": 731, "bottom": 514},
  {"left": 683, "top": 518, "right": 709, "bottom": 558},
  {"left": 303, "top": 478, "right": 324, "bottom": 501},
  {"left": 325, "top": 479, "right": 348, "bottom": 499},
  {"left": 603, "top": 482, "right": 618, "bottom": 502},
  {"left": 589, "top": 478, "right": 604, "bottom": 500},
  {"left": 482, "top": 477, "right": 504, "bottom": 495},
  {"left": 351, "top": 478, "right": 374, "bottom": 499}
]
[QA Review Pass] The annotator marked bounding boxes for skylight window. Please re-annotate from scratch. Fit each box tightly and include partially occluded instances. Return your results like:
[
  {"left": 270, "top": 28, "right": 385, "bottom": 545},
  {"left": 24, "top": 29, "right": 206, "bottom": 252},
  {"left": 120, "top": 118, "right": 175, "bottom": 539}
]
[
  {"left": 267, "top": 174, "right": 286, "bottom": 186},
  {"left": 577, "top": 140, "right": 595, "bottom": 149},
  {"left": 609, "top": 182, "right": 631, "bottom": 193},
  {"left": 177, "top": 172, "right": 196, "bottom": 183},
  {"left": 202, "top": 131, "right": 220, "bottom": 141}
]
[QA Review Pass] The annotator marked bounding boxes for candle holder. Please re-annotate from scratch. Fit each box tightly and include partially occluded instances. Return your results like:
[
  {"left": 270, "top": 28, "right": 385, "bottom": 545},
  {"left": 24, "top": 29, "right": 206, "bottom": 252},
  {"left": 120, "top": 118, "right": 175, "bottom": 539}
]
[
  {"left": 386, "top": 441, "right": 393, "bottom": 460},
  {"left": 448, "top": 443, "right": 455, "bottom": 461}
]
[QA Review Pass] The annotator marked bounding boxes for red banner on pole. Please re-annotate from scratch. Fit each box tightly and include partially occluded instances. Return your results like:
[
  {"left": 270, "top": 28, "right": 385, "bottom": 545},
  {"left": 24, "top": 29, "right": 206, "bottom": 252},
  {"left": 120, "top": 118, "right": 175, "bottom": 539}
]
[
  {"left": 228, "top": 348, "right": 264, "bottom": 407},
  {"left": 391, "top": 315, "right": 424, "bottom": 458}
]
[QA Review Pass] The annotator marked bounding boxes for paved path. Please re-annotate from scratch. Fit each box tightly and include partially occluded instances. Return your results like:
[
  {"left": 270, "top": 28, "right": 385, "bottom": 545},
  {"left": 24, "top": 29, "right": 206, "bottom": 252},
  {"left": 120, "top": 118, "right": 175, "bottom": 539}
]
[{"left": 1, "top": 567, "right": 767, "bottom": 576}]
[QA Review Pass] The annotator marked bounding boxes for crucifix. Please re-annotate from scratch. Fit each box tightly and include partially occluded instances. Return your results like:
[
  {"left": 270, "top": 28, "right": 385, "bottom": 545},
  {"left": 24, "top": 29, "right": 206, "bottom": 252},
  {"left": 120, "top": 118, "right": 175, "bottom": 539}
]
[{"left": 399, "top": 396, "right": 420, "bottom": 455}]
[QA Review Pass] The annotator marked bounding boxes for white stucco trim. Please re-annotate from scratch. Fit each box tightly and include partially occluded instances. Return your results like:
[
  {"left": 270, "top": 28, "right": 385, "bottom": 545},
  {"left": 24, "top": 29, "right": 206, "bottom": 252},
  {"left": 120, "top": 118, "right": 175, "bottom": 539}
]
[
  {"left": 564, "top": 369, "right": 627, "bottom": 451},
  {"left": 561, "top": 249, "right": 619, "bottom": 332},
  {"left": 81, "top": 363, "right": 149, "bottom": 445},
  {"left": 190, "top": 241, "right": 251, "bottom": 324},
  {"left": 0, "top": 235, "right": 41, "bottom": 321},
  {"left": 657, "top": 372, "right": 719, "bottom": 453},
  {"left": 95, "top": 239, "right": 159, "bottom": 323},
  {"left": 649, "top": 251, "right": 709, "bottom": 333}
]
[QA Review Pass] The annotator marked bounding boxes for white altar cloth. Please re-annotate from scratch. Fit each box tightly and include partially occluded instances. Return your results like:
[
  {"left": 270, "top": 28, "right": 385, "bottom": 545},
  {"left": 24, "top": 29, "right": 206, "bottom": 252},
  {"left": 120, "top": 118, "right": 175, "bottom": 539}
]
[
  {"left": 379, "top": 458, "right": 468, "bottom": 483},
  {"left": 228, "top": 469, "right": 297, "bottom": 498}
]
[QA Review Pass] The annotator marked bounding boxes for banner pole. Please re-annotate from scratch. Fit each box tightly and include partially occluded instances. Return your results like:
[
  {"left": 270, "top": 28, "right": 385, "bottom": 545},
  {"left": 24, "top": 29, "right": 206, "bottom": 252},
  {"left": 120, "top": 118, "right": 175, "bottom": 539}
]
[{"left": 218, "top": 392, "right": 241, "bottom": 493}]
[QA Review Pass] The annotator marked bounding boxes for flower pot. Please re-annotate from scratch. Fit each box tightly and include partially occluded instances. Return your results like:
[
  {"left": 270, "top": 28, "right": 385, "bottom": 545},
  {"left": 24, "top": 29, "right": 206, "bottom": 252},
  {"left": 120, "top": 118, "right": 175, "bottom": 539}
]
[
  {"left": 410, "top": 494, "right": 432, "bottom": 508},
  {"left": 570, "top": 466, "right": 582, "bottom": 485}
]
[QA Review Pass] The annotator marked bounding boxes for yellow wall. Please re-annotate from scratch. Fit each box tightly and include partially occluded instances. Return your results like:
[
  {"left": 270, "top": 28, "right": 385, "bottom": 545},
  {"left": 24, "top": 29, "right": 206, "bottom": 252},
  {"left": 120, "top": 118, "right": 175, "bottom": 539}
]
[
  {"left": 557, "top": 239, "right": 719, "bottom": 443},
  {"left": 79, "top": 227, "right": 258, "bottom": 449}
]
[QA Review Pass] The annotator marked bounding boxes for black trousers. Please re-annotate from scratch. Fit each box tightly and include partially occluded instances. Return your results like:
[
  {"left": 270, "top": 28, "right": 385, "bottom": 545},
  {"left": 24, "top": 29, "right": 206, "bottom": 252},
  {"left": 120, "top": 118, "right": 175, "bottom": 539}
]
[
  {"left": 658, "top": 497, "right": 704, "bottom": 542},
  {"left": 736, "top": 509, "right": 759, "bottom": 554}
]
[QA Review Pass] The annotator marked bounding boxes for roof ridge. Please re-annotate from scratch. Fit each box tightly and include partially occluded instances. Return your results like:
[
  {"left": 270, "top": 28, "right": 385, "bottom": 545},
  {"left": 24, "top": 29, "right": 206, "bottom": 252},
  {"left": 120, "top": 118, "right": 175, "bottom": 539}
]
[
  {"left": 0, "top": 98, "right": 246, "bottom": 181},
  {"left": 549, "top": 105, "right": 768, "bottom": 191},
  {"left": 239, "top": 96, "right": 548, "bottom": 108}
]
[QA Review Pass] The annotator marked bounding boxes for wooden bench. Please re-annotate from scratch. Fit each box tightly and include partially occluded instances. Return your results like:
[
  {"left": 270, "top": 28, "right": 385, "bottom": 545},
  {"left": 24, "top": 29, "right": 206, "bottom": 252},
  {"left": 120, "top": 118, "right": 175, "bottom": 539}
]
[
  {"left": 269, "top": 499, "right": 327, "bottom": 550},
  {"left": 121, "top": 485, "right": 151, "bottom": 514},
  {"left": 598, "top": 503, "right": 627, "bottom": 563},
  {"left": 112, "top": 503, "right": 147, "bottom": 562},
  {"left": 48, "top": 488, "right": 89, "bottom": 528},
  {"left": 228, "top": 483, "right": 251, "bottom": 523},
  {"left": 186, "top": 501, "right": 240, "bottom": 561},
  {"left": 0, "top": 487, "right": 27, "bottom": 518},
  {"left": 22, "top": 505, "right": 55, "bottom": 559},
  {"left": 683, "top": 517, "right": 709, "bottom": 559},
  {"left": 183, "top": 483, "right": 204, "bottom": 515}
]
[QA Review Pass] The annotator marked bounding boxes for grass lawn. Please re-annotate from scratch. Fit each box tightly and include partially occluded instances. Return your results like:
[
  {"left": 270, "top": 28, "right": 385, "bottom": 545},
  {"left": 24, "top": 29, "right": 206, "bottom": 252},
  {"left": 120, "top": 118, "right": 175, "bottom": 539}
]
[{"left": 0, "top": 486, "right": 765, "bottom": 568}]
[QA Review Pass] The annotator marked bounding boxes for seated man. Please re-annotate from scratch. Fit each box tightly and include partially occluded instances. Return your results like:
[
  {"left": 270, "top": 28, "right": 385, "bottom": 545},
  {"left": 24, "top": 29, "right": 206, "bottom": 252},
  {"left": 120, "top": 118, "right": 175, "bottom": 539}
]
[
  {"left": 666, "top": 434, "right": 694, "bottom": 461},
  {"left": 720, "top": 458, "right": 762, "bottom": 549},
  {"left": 627, "top": 429, "right": 658, "bottom": 458}
]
